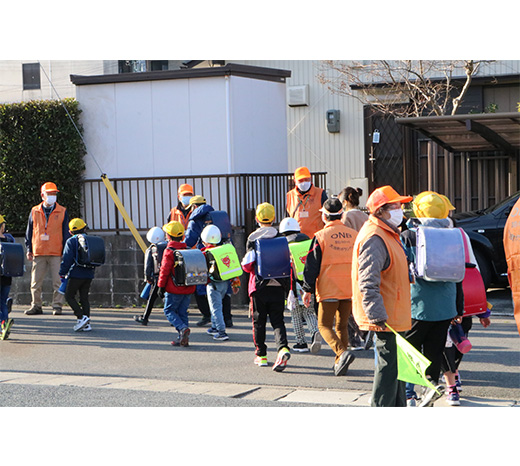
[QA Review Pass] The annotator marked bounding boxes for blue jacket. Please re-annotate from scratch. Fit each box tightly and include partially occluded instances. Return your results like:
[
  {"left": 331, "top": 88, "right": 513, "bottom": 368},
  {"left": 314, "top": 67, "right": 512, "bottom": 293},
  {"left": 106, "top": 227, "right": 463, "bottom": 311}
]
[
  {"left": 59, "top": 234, "right": 95, "bottom": 280},
  {"left": 184, "top": 204, "right": 215, "bottom": 249},
  {"left": 401, "top": 218, "right": 463, "bottom": 322}
]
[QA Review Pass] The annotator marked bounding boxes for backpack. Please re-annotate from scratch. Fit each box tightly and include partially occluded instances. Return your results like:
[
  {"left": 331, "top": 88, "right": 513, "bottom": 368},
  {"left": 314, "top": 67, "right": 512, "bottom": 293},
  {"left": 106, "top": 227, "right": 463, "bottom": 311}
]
[
  {"left": 415, "top": 226, "right": 465, "bottom": 282},
  {"left": 171, "top": 248, "right": 208, "bottom": 286},
  {"left": 76, "top": 234, "right": 105, "bottom": 268},
  {"left": 205, "top": 243, "right": 243, "bottom": 282},
  {"left": 205, "top": 211, "right": 232, "bottom": 243},
  {"left": 254, "top": 237, "right": 291, "bottom": 280},
  {"left": 0, "top": 242, "right": 25, "bottom": 277}
]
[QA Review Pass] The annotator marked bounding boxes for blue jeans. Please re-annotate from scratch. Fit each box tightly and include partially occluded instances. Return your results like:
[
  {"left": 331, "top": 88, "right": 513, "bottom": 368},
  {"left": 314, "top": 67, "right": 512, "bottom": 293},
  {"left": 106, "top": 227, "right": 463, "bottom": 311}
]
[
  {"left": 206, "top": 280, "right": 228, "bottom": 333},
  {"left": 0, "top": 284, "right": 10, "bottom": 322},
  {"left": 163, "top": 292, "right": 191, "bottom": 333}
]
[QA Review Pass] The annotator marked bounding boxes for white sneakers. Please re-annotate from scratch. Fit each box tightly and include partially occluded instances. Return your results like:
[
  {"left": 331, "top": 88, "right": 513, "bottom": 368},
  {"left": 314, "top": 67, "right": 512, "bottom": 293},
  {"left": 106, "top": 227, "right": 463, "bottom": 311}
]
[{"left": 73, "top": 315, "right": 91, "bottom": 332}]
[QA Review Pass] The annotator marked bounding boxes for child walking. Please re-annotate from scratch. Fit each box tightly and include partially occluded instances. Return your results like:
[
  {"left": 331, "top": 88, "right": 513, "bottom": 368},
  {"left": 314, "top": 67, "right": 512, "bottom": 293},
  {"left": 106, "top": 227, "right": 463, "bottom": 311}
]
[
  {"left": 59, "top": 218, "right": 99, "bottom": 332},
  {"left": 241, "top": 202, "right": 291, "bottom": 372},
  {"left": 157, "top": 221, "right": 195, "bottom": 346},
  {"left": 0, "top": 215, "right": 16, "bottom": 340}
]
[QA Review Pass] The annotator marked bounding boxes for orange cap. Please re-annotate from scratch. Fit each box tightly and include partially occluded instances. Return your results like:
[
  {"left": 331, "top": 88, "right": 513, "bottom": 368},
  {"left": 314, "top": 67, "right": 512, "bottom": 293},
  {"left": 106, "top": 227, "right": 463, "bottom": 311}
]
[
  {"left": 178, "top": 183, "right": 194, "bottom": 195},
  {"left": 366, "top": 185, "right": 412, "bottom": 213},
  {"left": 294, "top": 166, "right": 311, "bottom": 181},
  {"left": 41, "top": 182, "right": 59, "bottom": 193}
]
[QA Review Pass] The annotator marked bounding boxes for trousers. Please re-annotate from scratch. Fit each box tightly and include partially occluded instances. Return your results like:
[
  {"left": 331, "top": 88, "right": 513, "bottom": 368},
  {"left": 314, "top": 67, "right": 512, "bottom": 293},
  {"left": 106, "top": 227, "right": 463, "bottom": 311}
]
[
  {"left": 31, "top": 255, "right": 64, "bottom": 309},
  {"left": 318, "top": 299, "right": 351, "bottom": 363},
  {"left": 65, "top": 278, "right": 92, "bottom": 318}
]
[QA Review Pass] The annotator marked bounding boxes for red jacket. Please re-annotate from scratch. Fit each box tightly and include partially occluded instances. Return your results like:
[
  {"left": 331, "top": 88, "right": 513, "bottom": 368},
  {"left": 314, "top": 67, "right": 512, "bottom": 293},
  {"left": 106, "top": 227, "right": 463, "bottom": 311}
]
[{"left": 157, "top": 240, "right": 196, "bottom": 294}]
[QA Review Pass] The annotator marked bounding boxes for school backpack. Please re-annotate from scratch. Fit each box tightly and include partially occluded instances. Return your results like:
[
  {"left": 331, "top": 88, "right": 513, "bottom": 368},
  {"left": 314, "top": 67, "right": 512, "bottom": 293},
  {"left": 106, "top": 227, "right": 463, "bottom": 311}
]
[
  {"left": 254, "top": 237, "right": 291, "bottom": 280},
  {"left": 171, "top": 248, "right": 208, "bottom": 286},
  {"left": 0, "top": 242, "right": 25, "bottom": 277},
  {"left": 204, "top": 211, "right": 232, "bottom": 243},
  {"left": 76, "top": 234, "right": 105, "bottom": 268},
  {"left": 415, "top": 226, "right": 465, "bottom": 282},
  {"left": 205, "top": 243, "right": 243, "bottom": 282}
]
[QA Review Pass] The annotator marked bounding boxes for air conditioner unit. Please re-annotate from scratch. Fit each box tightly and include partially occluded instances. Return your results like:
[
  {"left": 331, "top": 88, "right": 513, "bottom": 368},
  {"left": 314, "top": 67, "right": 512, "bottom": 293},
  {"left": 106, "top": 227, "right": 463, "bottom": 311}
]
[{"left": 287, "top": 85, "right": 309, "bottom": 107}]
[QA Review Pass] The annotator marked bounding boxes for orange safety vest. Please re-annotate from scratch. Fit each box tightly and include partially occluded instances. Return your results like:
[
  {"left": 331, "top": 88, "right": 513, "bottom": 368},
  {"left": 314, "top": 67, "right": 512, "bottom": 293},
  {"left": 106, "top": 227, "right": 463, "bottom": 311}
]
[
  {"left": 170, "top": 206, "right": 191, "bottom": 229},
  {"left": 352, "top": 215, "right": 411, "bottom": 332},
  {"left": 31, "top": 203, "right": 67, "bottom": 256},
  {"left": 314, "top": 220, "right": 357, "bottom": 301},
  {"left": 286, "top": 185, "right": 325, "bottom": 239},
  {"left": 503, "top": 197, "right": 520, "bottom": 334}
]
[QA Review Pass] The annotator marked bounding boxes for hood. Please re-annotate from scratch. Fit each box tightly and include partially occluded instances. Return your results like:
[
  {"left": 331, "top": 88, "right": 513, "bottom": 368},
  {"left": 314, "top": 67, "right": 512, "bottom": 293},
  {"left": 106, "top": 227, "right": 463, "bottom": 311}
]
[
  {"left": 190, "top": 204, "right": 214, "bottom": 221},
  {"left": 406, "top": 217, "right": 451, "bottom": 229}
]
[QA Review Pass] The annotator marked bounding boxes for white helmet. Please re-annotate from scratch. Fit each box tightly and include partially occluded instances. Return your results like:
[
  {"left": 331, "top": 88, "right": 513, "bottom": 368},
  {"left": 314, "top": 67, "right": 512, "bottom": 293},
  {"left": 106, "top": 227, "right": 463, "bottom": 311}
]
[
  {"left": 146, "top": 226, "right": 165, "bottom": 244},
  {"left": 201, "top": 224, "right": 221, "bottom": 244},
  {"left": 279, "top": 217, "right": 300, "bottom": 234}
]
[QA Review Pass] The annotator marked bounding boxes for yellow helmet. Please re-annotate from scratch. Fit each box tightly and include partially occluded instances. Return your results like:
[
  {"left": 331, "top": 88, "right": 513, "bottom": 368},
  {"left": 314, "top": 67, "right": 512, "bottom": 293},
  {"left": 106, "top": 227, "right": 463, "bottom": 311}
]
[
  {"left": 439, "top": 194, "right": 456, "bottom": 211},
  {"left": 256, "top": 202, "right": 275, "bottom": 223},
  {"left": 0, "top": 214, "right": 5, "bottom": 224},
  {"left": 412, "top": 192, "right": 449, "bottom": 219},
  {"left": 69, "top": 218, "right": 87, "bottom": 232},
  {"left": 162, "top": 221, "right": 185, "bottom": 238}
]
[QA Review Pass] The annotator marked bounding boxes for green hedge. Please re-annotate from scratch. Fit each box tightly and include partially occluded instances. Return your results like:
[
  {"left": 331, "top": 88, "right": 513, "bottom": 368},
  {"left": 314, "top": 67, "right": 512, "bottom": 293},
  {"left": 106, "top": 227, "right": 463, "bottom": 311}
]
[{"left": 0, "top": 99, "right": 86, "bottom": 234}]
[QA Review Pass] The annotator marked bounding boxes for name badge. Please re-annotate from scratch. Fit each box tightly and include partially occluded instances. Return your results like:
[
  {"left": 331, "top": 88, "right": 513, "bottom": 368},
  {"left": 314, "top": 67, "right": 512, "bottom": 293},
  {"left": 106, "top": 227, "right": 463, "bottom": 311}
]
[
  {"left": 300, "top": 211, "right": 309, "bottom": 218},
  {"left": 41, "top": 233, "right": 50, "bottom": 241}
]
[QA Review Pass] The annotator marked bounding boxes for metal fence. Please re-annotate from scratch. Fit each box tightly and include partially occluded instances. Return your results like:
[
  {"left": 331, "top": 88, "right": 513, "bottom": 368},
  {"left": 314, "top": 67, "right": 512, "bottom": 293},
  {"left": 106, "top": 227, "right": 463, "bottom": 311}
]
[{"left": 81, "top": 172, "right": 327, "bottom": 234}]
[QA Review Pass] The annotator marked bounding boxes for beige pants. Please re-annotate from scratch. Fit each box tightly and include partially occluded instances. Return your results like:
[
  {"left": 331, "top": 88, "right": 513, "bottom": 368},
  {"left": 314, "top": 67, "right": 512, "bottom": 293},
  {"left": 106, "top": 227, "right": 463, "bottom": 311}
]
[
  {"left": 30, "top": 255, "right": 64, "bottom": 309},
  {"left": 318, "top": 299, "right": 351, "bottom": 363}
]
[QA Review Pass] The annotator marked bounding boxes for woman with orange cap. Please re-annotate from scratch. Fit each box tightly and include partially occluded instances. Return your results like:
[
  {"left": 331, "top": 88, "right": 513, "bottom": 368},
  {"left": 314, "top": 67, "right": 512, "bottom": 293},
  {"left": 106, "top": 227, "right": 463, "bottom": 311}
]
[
  {"left": 286, "top": 166, "right": 328, "bottom": 239},
  {"left": 351, "top": 185, "right": 413, "bottom": 407}
]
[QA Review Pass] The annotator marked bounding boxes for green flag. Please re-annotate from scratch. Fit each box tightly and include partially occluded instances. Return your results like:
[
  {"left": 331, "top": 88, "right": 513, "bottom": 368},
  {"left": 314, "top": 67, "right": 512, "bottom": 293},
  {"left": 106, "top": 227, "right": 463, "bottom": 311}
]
[{"left": 386, "top": 324, "right": 440, "bottom": 393}]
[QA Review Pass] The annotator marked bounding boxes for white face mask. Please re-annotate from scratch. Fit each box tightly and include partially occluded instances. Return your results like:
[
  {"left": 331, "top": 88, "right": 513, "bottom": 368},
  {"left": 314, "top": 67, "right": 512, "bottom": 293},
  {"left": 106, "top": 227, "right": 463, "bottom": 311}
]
[
  {"left": 181, "top": 196, "right": 192, "bottom": 206},
  {"left": 297, "top": 181, "right": 311, "bottom": 192},
  {"left": 45, "top": 194, "right": 57, "bottom": 206},
  {"left": 387, "top": 208, "right": 403, "bottom": 228}
]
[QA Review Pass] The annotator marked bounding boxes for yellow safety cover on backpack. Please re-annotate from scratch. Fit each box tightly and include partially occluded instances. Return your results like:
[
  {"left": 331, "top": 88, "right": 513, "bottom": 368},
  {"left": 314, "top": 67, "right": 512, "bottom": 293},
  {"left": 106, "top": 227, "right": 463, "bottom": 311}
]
[
  {"left": 208, "top": 243, "right": 243, "bottom": 281},
  {"left": 288, "top": 239, "right": 312, "bottom": 281}
]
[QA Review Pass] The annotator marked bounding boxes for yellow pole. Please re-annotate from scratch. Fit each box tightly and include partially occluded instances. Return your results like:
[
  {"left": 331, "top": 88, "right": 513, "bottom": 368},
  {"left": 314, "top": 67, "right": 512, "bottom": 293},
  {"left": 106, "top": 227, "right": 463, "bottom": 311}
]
[{"left": 101, "top": 174, "right": 148, "bottom": 254}]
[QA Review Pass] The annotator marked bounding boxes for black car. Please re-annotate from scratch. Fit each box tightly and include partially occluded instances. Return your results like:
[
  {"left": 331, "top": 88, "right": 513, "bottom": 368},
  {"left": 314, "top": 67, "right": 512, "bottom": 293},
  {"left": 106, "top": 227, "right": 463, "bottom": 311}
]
[{"left": 453, "top": 191, "right": 520, "bottom": 289}]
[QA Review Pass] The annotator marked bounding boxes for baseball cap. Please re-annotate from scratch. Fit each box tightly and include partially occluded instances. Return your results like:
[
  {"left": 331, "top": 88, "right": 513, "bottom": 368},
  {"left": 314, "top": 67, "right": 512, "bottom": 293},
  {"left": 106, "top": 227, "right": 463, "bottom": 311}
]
[
  {"left": 366, "top": 186, "right": 413, "bottom": 214},
  {"left": 178, "top": 184, "right": 194, "bottom": 195},
  {"left": 319, "top": 198, "right": 343, "bottom": 215},
  {"left": 256, "top": 202, "right": 275, "bottom": 223},
  {"left": 188, "top": 195, "right": 206, "bottom": 206},
  {"left": 41, "top": 182, "right": 59, "bottom": 193},
  {"left": 294, "top": 166, "right": 311, "bottom": 181},
  {"left": 162, "top": 221, "right": 185, "bottom": 238}
]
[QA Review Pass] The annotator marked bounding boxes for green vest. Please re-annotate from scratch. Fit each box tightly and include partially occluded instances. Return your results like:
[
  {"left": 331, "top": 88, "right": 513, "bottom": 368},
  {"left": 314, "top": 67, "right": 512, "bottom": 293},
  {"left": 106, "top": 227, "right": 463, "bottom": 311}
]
[
  {"left": 288, "top": 239, "right": 312, "bottom": 281},
  {"left": 207, "top": 243, "right": 243, "bottom": 281}
]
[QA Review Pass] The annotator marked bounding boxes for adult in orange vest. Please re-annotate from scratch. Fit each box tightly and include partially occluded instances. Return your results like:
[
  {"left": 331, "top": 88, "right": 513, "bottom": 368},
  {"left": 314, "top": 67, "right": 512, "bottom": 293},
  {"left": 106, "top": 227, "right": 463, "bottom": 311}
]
[
  {"left": 351, "top": 185, "right": 412, "bottom": 407},
  {"left": 286, "top": 166, "right": 327, "bottom": 239},
  {"left": 503, "top": 195, "right": 520, "bottom": 334},
  {"left": 302, "top": 198, "right": 358, "bottom": 376},
  {"left": 168, "top": 183, "right": 194, "bottom": 229},
  {"left": 24, "top": 182, "right": 70, "bottom": 315}
]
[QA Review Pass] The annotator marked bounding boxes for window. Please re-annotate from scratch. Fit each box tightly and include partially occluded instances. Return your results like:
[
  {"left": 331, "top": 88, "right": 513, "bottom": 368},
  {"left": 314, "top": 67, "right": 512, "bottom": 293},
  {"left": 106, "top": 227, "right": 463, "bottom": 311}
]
[{"left": 23, "top": 63, "right": 41, "bottom": 90}]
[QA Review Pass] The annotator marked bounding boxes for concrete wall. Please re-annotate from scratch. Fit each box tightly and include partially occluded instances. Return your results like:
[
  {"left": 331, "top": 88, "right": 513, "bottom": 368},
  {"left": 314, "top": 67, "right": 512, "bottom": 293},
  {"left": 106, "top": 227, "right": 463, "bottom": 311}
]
[{"left": 8, "top": 230, "right": 249, "bottom": 309}]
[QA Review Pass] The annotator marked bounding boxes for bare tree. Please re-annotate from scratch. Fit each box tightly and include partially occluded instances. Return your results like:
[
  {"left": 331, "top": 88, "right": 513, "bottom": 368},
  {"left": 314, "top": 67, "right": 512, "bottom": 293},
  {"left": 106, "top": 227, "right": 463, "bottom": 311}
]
[{"left": 317, "top": 60, "right": 493, "bottom": 117}]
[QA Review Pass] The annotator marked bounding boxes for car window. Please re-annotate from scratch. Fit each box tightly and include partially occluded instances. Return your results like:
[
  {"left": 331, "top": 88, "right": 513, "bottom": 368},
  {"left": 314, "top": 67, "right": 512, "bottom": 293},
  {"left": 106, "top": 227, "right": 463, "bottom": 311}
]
[{"left": 481, "top": 191, "right": 520, "bottom": 214}]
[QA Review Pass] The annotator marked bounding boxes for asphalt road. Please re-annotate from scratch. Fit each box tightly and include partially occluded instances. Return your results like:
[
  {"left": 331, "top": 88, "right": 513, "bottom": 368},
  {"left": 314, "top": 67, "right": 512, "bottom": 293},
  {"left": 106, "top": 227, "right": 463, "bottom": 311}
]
[{"left": 0, "top": 287, "right": 518, "bottom": 407}]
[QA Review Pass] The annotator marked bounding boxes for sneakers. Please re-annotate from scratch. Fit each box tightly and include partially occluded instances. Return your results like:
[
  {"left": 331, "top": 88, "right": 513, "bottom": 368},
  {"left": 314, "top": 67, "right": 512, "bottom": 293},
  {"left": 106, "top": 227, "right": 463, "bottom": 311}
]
[
  {"left": 134, "top": 315, "right": 148, "bottom": 325},
  {"left": 25, "top": 306, "right": 43, "bottom": 315},
  {"left": 179, "top": 327, "right": 190, "bottom": 347},
  {"left": 79, "top": 323, "right": 92, "bottom": 332},
  {"left": 196, "top": 317, "right": 211, "bottom": 327},
  {"left": 73, "top": 315, "right": 90, "bottom": 332},
  {"left": 334, "top": 351, "right": 355, "bottom": 376},
  {"left": 1, "top": 319, "right": 14, "bottom": 340},
  {"left": 406, "top": 397, "right": 417, "bottom": 407},
  {"left": 206, "top": 327, "right": 219, "bottom": 336},
  {"left": 213, "top": 332, "right": 229, "bottom": 341},
  {"left": 272, "top": 347, "right": 291, "bottom": 372},
  {"left": 292, "top": 342, "right": 309, "bottom": 353},
  {"left": 254, "top": 355, "right": 268, "bottom": 367},
  {"left": 310, "top": 331, "right": 322, "bottom": 354},
  {"left": 418, "top": 384, "right": 444, "bottom": 407},
  {"left": 446, "top": 387, "right": 461, "bottom": 406},
  {"left": 52, "top": 306, "right": 62, "bottom": 315}
]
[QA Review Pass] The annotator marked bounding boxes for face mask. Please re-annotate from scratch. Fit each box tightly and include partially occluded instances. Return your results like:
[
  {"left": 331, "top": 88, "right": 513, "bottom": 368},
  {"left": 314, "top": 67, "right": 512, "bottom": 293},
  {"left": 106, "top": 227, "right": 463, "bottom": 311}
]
[
  {"left": 387, "top": 208, "right": 403, "bottom": 228},
  {"left": 181, "top": 196, "right": 192, "bottom": 206},
  {"left": 45, "top": 195, "right": 57, "bottom": 205},
  {"left": 297, "top": 181, "right": 311, "bottom": 192}
]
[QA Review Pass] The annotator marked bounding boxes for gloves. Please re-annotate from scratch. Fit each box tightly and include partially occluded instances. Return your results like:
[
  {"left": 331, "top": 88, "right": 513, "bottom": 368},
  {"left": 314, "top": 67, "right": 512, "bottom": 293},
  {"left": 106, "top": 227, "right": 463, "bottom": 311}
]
[{"left": 157, "top": 287, "right": 166, "bottom": 299}]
